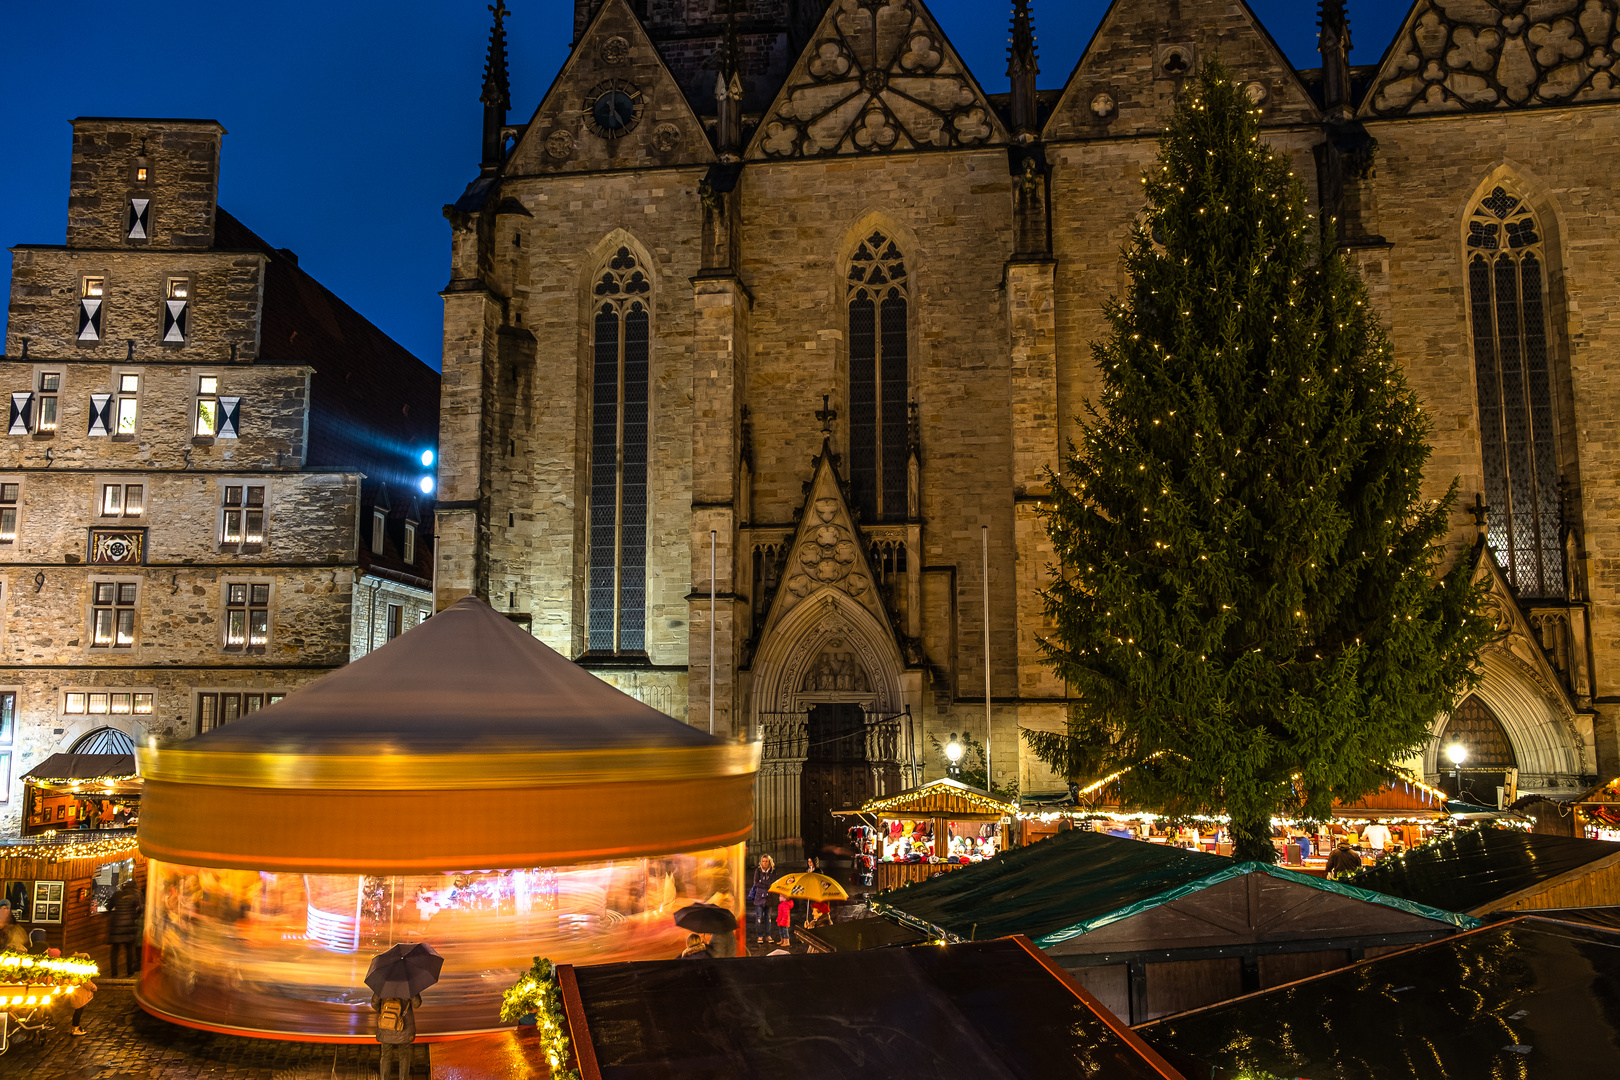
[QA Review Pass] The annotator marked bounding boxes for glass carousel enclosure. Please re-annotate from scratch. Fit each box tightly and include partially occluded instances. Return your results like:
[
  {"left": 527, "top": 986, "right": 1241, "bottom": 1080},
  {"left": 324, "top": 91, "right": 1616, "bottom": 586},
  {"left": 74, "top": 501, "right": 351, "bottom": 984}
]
[{"left": 134, "top": 597, "right": 758, "bottom": 1039}]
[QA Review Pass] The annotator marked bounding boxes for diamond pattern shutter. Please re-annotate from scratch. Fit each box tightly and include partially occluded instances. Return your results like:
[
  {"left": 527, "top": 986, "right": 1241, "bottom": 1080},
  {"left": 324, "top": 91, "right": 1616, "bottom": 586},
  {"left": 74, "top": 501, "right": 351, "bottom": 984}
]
[
  {"left": 128, "top": 199, "right": 150, "bottom": 240},
  {"left": 217, "top": 397, "right": 240, "bottom": 439},
  {"left": 164, "top": 299, "right": 188, "bottom": 343},
  {"left": 79, "top": 298, "right": 103, "bottom": 341},
  {"left": 8, "top": 393, "right": 32, "bottom": 435},
  {"left": 88, "top": 394, "right": 113, "bottom": 437}
]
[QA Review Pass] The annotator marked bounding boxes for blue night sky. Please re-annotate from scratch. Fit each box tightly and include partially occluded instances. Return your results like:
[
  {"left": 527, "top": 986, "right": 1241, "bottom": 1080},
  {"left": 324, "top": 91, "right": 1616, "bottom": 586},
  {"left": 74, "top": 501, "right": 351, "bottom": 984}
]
[{"left": 0, "top": 1, "right": 1414, "bottom": 370}]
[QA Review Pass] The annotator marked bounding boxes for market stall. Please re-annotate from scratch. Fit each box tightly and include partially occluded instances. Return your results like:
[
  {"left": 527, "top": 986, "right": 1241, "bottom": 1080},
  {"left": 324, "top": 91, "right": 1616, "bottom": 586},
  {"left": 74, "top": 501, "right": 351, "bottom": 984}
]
[
  {"left": 0, "top": 832, "right": 143, "bottom": 972},
  {"left": 19, "top": 753, "right": 141, "bottom": 837},
  {"left": 0, "top": 951, "right": 99, "bottom": 1054},
  {"left": 835, "top": 778, "right": 1015, "bottom": 891},
  {"left": 134, "top": 595, "right": 758, "bottom": 1041}
]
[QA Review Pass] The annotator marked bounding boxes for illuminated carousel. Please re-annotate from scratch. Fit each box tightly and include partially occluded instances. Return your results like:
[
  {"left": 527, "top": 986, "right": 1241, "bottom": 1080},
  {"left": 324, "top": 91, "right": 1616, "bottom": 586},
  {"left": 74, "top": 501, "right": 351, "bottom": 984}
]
[{"left": 135, "top": 596, "right": 758, "bottom": 1040}]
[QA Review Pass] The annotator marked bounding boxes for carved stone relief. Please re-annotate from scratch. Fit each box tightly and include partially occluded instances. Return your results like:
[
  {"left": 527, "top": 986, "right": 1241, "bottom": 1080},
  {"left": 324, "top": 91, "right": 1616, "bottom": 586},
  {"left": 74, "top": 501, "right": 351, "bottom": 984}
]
[
  {"left": 800, "top": 639, "right": 872, "bottom": 692},
  {"left": 1365, "top": 0, "right": 1620, "bottom": 115},
  {"left": 783, "top": 498, "right": 870, "bottom": 610}
]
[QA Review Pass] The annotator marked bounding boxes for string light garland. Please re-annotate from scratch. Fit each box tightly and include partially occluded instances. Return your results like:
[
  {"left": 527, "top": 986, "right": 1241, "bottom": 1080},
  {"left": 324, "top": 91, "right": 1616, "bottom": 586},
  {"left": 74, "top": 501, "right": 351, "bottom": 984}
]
[
  {"left": 499, "top": 957, "right": 580, "bottom": 1080},
  {"left": 0, "top": 950, "right": 100, "bottom": 1008},
  {"left": 0, "top": 833, "right": 139, "bottom": 862},
  {"left": 858, "top": 785, "right": 1014, "bottom": 817}
]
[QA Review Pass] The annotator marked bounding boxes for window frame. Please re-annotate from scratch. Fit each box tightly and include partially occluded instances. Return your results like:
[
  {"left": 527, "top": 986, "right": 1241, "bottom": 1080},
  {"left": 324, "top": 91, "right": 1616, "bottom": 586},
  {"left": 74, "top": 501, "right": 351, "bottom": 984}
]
[
  {"left": 87, "top": 576, "right": 141, "bottom": 650},
  {"left": 403, "top": 521, "right": 417, "bottom": 565},
  {"left": 0, "top": 478, "right": 21, "bottom": 545},
  {"left": 194, "top": 372, "right": 220, "bottom": 438},
  {"left": 372, "top": 509, "right": 387, "bottom": 555},
  {"left": 97, "top": 480, "right": 146, "bottom": 520},
  {"left": 32, "top": 369, "right": 62, "bottom": 435},
  {"left": 221, "top": 579, "right": 273, "bottom": 652},
  {"left": 844, "top": 229, "right": 915, "bottom": 523},
  {"left": 114, "top": 370, "right": 142, "bottom": 438},
  {"left": 78, "top": 275, "right": 105, "bottom": 344},
  {"left": 217, "top": 480, "right": 269, "bottom": 552},
  {"left": 162, "top": 275, "right": 192, "bottom": 346},
  {"left": 60, "top": 688, "right": 155, "bottom": 720},
  {"left": 193, "top": 688, "right": 287, "bottom": 735},
  {"left": 386, "top": 603, "right": 404, "bottom": 642}
]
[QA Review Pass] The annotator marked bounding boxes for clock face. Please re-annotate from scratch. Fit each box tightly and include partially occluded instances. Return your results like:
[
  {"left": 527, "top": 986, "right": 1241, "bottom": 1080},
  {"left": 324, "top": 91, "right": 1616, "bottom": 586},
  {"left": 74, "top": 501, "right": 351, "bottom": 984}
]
[{"left": 587, "top": 80, "right": 643, "bottom": 139}]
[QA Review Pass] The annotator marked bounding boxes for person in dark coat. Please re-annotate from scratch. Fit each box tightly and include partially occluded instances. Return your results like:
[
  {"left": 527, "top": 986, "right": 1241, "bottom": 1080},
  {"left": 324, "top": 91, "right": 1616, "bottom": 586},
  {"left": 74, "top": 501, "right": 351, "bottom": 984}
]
[
  {"left": 0, "top": 900, "right": 27, "bottom": 953},
  {"left": 746, "top": 855, "right": 776, "bottom": 944},
  {"left": 107, "top": 879, "right": 143, "bottom": 977},
  {"left": 1325, "top": 842, "right": 1363, "bottom": 879},
  {"left": 371, "top": 991, "right": 422, "bottom": 1080}
]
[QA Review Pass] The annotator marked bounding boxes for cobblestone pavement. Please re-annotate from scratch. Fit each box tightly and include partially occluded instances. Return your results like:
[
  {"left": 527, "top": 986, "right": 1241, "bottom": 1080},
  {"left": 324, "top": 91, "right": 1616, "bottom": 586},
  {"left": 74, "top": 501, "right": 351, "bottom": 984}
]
[{"left": 0, "top": 982, "right": 425, "bottom": 1080}]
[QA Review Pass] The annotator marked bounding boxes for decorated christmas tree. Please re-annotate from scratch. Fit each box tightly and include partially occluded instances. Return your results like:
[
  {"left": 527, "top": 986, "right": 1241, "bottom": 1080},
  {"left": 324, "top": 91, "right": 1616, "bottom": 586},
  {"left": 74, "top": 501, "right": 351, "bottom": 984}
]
[{"left": 1027, "top": 62, "right": 1494, "bottom": 861}]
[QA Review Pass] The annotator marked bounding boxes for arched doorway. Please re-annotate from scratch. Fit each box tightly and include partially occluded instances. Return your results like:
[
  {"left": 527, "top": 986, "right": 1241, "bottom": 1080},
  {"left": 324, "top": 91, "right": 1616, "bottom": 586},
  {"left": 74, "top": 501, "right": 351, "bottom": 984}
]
[{"left": 1437, "top": 696, "right": 1518, "bottom": 807}]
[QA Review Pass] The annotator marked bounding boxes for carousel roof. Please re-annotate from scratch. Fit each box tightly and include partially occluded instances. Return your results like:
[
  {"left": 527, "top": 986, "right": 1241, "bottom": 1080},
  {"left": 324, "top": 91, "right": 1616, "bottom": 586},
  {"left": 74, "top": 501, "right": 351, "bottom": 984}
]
[{"left": 137, "top": 595, "right": 758, "bottom": 874}]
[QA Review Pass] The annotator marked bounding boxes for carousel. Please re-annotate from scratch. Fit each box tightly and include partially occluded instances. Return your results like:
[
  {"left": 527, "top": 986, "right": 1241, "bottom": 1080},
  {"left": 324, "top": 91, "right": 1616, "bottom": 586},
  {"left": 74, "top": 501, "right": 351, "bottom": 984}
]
[{"left": 135, "top": 596, "right": 758, "bottom": 1040}]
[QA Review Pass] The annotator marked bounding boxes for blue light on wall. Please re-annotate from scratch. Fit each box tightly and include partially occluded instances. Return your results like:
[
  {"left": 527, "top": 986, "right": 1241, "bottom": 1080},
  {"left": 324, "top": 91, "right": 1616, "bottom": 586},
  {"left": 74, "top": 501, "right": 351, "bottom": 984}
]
[
  {"left": 419, "top": 477, "right": 435, "bottom": 494},
  {"left": 421, "top": 449, "right": 434, "bottom": 467}
]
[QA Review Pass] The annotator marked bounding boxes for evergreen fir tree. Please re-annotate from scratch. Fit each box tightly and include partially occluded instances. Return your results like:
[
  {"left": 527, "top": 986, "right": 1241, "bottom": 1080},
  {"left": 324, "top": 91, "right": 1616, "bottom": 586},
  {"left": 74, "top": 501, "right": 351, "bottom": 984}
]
[{"left": 1027, "top": 62, "right": 1495, "bottom": 862}]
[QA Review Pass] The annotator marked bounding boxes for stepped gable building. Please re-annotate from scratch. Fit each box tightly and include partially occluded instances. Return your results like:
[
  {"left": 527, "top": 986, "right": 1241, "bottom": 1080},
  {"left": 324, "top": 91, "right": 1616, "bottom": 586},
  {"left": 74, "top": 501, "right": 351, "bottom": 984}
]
[
  {"left": 1, "top": 118, "right": 438, "bottom": 834},
  {"left": 436, "top": 0, "right": 1620, "bottom": 826}
]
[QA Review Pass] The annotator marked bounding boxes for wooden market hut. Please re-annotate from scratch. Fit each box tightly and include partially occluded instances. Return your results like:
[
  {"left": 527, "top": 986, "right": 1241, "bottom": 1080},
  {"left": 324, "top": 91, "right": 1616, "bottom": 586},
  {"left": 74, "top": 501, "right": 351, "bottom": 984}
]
[
  {"left": 19, "top": 750, "right": 142, "bottom": 837},
  {"left": 0, "top": 831, "right": 144, "bottom": 970},
  {"left": 1139, "top": 916, "right": 1620, "bottom": 1078},
  {"left": 873, "top": 829, "right": 1474, "bottom": 1024},
  {"left": 555, "top": 937, "right": 1189, "bottom": 1079},
  {"left": 836, "top": 777, "right": 1016, "bottom": 890},
  {"left": 1346, "top": 826, "right": 1620, "bottom": 916}
]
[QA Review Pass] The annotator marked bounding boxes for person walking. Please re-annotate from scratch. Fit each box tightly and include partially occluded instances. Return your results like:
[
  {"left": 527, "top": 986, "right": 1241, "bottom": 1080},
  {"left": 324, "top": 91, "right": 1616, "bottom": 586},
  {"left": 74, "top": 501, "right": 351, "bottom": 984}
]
[
  {"left": 370, "top": 990, "right": 422, "bottom": 1080},
  {"left": 747, "top": 855, "right": 776, "bottom": 944},
  {"left": 108, "top": 879, "right": 142, "bottom": 977},
  {"left": 65, "top": 953, "right": 97, "bottom": 1037}
]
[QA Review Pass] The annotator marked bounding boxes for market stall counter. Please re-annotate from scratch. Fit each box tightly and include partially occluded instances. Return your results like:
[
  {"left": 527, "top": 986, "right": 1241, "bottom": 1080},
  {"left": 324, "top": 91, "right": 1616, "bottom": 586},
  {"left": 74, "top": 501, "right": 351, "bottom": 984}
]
[
  {"left": 0, "top": 831, "right": 142, "bottom": 974},
  {"left": 835, "top": 778, "right": 1015, "bottom": 891}
]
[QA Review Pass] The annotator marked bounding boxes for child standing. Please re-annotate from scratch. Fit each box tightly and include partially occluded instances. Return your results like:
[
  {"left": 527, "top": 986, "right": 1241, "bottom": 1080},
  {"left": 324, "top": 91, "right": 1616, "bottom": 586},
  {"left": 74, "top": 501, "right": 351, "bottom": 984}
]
[{"left": 775, "top": 894, "right": 793, "bottom": 947}]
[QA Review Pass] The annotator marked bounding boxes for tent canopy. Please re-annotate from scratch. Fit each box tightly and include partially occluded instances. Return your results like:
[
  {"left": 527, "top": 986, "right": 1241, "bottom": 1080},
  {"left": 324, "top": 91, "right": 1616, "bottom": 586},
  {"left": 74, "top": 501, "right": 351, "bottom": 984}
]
[
  {"left": 875, "top": 829, "right": 1475, "bottom": 947},
  {"left": 1141, "top": 917, "right": 1620, "bottom": 1078},
  {"left": 21, "top": 753, "right": 137, "bottom": 783},
  {"left": 137, "top": 596, "right": 757, "bottom": 873},
  {"left": 561, "top": 937, "right": 1184, "bottom": 1080},
  {"left": 1347, "top": 826, "right": 1620, "bottom": 914}
]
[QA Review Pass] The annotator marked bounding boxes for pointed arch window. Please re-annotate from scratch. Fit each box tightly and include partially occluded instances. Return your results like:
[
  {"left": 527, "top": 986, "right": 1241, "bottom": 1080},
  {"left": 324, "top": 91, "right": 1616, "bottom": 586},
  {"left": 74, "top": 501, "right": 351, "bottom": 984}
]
[
  {"left": 1468, "top": 185, "right": 1563, "bottom": 598},
  {"left": 1439, "top": 695, "right": 1518, "bottom": 771},
  {"left": 588, "top": 247, "right": 651, "bottom": 653},
  {"left": 847, "top": 231, "right": 910, "bottom": 522}
]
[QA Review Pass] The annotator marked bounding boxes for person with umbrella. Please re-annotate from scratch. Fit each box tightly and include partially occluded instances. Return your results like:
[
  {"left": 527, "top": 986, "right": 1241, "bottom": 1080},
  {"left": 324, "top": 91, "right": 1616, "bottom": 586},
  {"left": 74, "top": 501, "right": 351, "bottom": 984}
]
[
  {"left": 673, "top": 902, "right": 738, "bottom": 957},
  {"left": 365, "top": 943, "right": 443, "bottom": 1079},
  {"left": 767, "top": 871, "right": 847, "bottom": 947}
]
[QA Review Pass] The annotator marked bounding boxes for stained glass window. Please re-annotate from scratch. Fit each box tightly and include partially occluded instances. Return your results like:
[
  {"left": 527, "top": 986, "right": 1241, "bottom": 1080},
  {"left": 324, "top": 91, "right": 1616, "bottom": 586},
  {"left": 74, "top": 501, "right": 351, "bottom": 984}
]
[
  {"left": 587, "top": 247, "right": 651, "bottom": 653},
  {"left": 1468, "top": 185, "right": 1563, "bottom": 598},
  {"left": 847, "top": 231, "right": 910, "bottom": 522}
]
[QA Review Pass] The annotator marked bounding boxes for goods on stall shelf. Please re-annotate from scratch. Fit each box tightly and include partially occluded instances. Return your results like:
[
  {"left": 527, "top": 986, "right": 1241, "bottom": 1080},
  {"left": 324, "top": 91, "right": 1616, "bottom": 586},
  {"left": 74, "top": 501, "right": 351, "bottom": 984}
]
[{"left": 835, "top": 779, "right": 1016, "bottom": 891}]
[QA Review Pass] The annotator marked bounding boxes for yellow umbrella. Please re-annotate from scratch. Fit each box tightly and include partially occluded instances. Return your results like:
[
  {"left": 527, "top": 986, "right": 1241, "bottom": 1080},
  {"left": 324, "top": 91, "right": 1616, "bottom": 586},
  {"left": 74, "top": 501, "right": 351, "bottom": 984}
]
[{"left": 767, "top": 872, "right": 849, "bottom": 902}]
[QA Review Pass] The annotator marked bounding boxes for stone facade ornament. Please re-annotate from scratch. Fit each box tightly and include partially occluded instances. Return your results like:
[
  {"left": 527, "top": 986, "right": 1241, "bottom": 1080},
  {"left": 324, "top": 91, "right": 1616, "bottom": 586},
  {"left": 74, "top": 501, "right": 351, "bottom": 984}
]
[
  {"left": 544, "top": 128, "right": 576, "bottom": 161},
  {"left": 601, "top": 35, "right": 631, "bottom": 66},
  {"left": 651, "top": 122, "right": 682, "bottom": 153},
  {"left": 1363, "top": 0, "right": 1620, "bottom": 116}
]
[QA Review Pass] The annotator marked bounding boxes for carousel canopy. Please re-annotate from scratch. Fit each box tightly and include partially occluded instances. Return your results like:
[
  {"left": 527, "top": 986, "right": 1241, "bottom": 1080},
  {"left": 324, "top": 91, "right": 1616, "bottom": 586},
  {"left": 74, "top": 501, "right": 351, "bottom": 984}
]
[{"left": 137, "top": 595, "right": 758, "bottom": 874}]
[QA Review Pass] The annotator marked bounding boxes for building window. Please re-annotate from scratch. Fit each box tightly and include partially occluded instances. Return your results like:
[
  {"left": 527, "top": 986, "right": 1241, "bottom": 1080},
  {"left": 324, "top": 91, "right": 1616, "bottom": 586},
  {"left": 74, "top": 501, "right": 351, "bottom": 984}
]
[
  {"left": 0, "top": 483, "right": 17, "bottom": 543},
  {"left": 1439, "top": 695, "right": 1518, "bottom": 770},
  {"left": 587, "top": 245, "right": 650, "bottom": 653},
  {"left": 63, "top": 692, "right": 153, "bottom": 716},
  {"left": 36, "top": 373, "right": 60, "bottom": 433},
  {"left": 116, "top": 373, "right": 140, "bottom": 435},
  {"left": 387, "top": 604, "right": 404, "bottom": 641},
  {"left": 128, "top": 198, "right": 149, "bottom": 241},
  {"left": 221, "top": 484, "right": 266, "bottom": 546},
  {"left": 79, "top": 278, "right": 104, "bottom": 341},
  {"left": 403, "top": 522, "right": 417, "bottom": 564},
  {"left": 1, "top": 689, "right": 14, "bottom": 742},
  {"left": 847, "top": 230, "right": 911, "bottom": 522},
  {"left": 90, "top": 581, "right": 138, "bottom": 648},
  {"left": 101, "top": 483, "right": 144, "bottom": 518},
  {"left": 372, "top": 510, "right": 387, "bottom": 554},
  {"left": 195, "top": 376, "right": 219, "bottom": 436},
  {"left": 196, "top": 690, "right": 285, "bottom": 733},
  {"left": 163, "top": 279, "right": 189, "bottom": 344},
  {"left": 1469, "top": 185, "right": 1563, "bottom": 598},
  {"left": 224, "top": 583, "right": 270, "bottom": 649}
]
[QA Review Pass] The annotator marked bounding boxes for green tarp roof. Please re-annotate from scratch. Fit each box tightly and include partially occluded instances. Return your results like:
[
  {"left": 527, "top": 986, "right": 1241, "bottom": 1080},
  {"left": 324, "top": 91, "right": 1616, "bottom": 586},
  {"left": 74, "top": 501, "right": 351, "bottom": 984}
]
[
  {"left": 874, "top": 829, "right": 1476, "bottom": 947},
  {"left": 1348, "top": 826, "right": 1620, "bottom": 913},
  {"left": 1141, "top": 917, "right": 1620, "bottom": 1078}
]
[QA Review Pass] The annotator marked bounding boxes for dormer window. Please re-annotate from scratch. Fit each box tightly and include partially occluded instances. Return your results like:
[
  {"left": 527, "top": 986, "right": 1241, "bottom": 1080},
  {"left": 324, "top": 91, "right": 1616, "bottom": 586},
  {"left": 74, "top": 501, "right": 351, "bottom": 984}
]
[
  {"left": 372, "top": 509, "right": 387, "bottom": 554},
  {"left": 404, "top": 521, "right": 417, "bottom": 564}
]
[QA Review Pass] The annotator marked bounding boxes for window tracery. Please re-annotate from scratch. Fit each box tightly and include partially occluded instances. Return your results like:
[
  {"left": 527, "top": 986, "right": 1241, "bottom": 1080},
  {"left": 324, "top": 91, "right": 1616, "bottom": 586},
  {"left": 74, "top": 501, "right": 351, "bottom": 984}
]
[
  {"left": 846, "top": 231, "right": 910, "bottom": 522},
  {"left": 1467, "top": 185, "right": 1563, "bottom": 598},
  {"left": 1439, "top": 696, "right": 1518, "bottom": 771},
  {"left": 588, "top": 246, "right": 651, "bottom": 652}
]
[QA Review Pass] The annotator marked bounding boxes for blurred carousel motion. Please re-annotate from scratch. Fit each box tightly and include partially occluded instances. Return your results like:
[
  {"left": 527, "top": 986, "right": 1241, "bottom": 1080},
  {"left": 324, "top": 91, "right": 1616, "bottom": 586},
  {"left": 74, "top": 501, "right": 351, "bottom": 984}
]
[{"left": 134, "top": 595, "right": 758, "bottom": 1039}]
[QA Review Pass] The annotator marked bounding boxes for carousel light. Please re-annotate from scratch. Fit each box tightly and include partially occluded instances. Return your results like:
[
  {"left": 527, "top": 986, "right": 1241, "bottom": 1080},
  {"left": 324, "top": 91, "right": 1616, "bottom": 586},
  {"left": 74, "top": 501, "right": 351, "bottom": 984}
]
[{"left": 1446, "top": 744, "right": 1468, "bottom": 766}]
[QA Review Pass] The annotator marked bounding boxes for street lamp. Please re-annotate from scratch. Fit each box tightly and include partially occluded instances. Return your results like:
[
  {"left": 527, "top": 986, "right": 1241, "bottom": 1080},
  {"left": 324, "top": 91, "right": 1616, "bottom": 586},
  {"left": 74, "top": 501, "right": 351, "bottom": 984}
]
[
  {"left": 1446, "top": 743, "right": 1467, "bottom": 800},
  {"left": 945, "top": 733, "right": 963, "bottom": 779}
]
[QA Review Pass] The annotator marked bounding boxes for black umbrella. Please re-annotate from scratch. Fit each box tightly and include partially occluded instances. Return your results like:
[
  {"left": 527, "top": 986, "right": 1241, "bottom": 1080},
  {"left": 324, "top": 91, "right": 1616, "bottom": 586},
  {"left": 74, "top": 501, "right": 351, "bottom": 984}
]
[
  {"left": 365, "top": 942, "right": 444, "bottom": 999},
  {"left": 673, "top": 903, "right": 739, "bottom": 935}
]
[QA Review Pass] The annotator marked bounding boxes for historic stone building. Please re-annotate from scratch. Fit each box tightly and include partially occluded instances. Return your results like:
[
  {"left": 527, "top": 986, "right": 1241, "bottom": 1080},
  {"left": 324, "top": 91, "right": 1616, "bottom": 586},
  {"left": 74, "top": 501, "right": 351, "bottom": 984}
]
[
  {"left": 436, "top": 0, "right": 1620, "bottom": 819},
  {"left": 0, "top": 118, "right": 438, "bottom": 834}
]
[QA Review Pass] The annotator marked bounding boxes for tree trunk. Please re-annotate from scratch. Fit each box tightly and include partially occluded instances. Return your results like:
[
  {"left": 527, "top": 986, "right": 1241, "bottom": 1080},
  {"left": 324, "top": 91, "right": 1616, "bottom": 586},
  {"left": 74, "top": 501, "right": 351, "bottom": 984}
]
[{"left": 1228, "top": 810, "right": 1279, "bottom": 863}]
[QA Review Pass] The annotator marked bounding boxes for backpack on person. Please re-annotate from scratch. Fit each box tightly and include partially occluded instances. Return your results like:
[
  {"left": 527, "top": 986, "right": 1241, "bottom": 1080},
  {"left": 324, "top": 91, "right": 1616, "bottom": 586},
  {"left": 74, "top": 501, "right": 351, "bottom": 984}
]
[{"left": 378, "top": 998, "right": 407, "bottom": 1033}]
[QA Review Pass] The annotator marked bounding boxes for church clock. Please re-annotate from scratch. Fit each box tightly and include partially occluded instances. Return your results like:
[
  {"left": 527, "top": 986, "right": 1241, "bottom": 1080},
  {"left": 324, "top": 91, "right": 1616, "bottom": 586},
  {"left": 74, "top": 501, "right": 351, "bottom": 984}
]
[{"left": 586, "top": 79, "right": 644, "bottom": 140}]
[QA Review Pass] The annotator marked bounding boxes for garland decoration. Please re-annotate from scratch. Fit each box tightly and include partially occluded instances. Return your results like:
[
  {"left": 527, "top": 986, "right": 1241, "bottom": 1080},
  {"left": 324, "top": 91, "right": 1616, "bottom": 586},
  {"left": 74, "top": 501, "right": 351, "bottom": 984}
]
[{"left": 500, "top": 956, "right": 580, "bottom": 1080}]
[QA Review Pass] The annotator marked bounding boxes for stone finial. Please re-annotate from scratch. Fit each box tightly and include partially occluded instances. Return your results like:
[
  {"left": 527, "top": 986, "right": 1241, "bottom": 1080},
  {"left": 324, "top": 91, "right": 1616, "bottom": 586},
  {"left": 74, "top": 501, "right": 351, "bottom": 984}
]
[
  {"left": 1008, "top": 0, "right": 1040, "bottom": 141},
  {"left": 1318, "top": 0, "right": 1353, "bottom": 122},
  {"left": 815, "top": 394, "right": 838, "bottom": 436},
  {"left": 714, "top": 0, "right": 745, "bottom": 157},
  {"left": 481, "top": 1, "right": 512, "bottom": 173}
]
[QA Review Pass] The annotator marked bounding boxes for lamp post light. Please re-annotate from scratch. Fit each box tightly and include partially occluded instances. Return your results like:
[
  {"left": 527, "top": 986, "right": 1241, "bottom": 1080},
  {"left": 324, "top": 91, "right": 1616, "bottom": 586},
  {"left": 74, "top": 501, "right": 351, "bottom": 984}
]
[
  {"left": 945, "top": 733, "right": 963, "bottom": 780},
  {"left": 1446, "top": 743, "right": 1468, "bottom": 800}
]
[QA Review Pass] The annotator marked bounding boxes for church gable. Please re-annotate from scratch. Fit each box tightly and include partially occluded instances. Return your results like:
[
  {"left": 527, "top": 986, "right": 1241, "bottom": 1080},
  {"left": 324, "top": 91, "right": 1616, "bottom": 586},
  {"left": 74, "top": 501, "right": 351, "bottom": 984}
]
[
  {"left": 1358, "top": 0, "right": 1620, "bottom": 118},
  {"left": 505, "top": 0, "right": 715, "bottom": 176},
  {"left": 1044, "top": 0, "right": 1320, "bottom": 141},
  {"left": 758, "top": 443, "right": 895, "bottom": 642},
  {"left": 745, "top": 0, "right": 1006, "bottom": 161}
]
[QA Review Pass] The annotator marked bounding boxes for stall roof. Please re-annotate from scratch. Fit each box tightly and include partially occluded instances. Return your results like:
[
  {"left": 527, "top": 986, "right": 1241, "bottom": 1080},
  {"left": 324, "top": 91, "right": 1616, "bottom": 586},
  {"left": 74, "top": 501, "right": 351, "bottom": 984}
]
[
  {"left": 837, "top": 777, "right": 1016, "bottom": 820},
  {"left": 1139, "top": 917, "right": 1620, "bottom": 1078},
  {"left": 797, "top": 915, "right": 929, "bottom": 952},
  {"left": 875, "top": 829, "right": 1475, "bottom": 947},
  {"left": 1347, "top": 826, "right": 1620, "bottom": 915},
  {"left": 562, "top": 937, "right": 1187, "bottom": 1080},
  {"left": 21, "top": 753, "right": 136, "bottom": 782}
]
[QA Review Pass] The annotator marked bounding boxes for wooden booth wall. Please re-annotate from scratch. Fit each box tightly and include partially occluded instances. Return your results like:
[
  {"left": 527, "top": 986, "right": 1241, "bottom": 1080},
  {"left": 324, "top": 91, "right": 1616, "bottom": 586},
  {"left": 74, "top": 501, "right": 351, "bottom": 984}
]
[
  {"left": 0, "top": 849, "right": 146, "bottom": 971},
  {"left": 1486, "top": 852, "right": 1620, "bottom": 915}
]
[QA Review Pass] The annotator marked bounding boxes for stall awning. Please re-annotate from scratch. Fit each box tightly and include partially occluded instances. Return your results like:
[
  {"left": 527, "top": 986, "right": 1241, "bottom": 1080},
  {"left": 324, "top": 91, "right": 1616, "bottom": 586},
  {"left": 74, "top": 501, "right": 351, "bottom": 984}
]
[
  {"left": 834, "top": 777, "right": 1016, "bottom": 821},
  {"left": 21, "top": 754, "right": 138, "bottom": 784}
]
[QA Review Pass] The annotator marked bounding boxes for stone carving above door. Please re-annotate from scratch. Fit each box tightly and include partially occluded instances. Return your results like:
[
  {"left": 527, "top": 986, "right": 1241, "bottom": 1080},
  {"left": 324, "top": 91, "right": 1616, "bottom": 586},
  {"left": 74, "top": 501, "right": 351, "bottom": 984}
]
[
  {"left": 801, "top": 640, "right": 872, "bottom": 693},
  {"left": 1362, "top": 0, "right": 1620, "bottom": 116},
  {"left": 786, "top": 498, "right": 870, "bottom": 606}
]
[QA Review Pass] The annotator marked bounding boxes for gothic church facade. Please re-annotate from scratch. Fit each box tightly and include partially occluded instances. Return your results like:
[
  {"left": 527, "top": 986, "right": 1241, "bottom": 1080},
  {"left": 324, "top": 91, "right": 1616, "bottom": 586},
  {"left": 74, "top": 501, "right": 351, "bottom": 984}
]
[{"left": 436, "top": 0, "right": 1620, "bottom": 803}]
